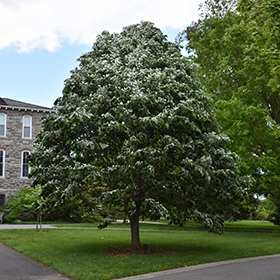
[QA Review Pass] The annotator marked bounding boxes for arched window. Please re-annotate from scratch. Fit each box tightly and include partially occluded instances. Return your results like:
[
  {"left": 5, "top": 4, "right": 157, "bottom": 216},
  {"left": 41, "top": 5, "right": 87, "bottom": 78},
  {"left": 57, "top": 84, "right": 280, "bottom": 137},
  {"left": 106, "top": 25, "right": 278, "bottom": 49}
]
[
  {"left": 21, "top": 150, "right": 30, "bottom": 177},
  {"left": 0, "top": 113, "right": 7, "bottom": 137},
  {"left": 22, "top": 115, "right": 32, "bottom": 138},
  {"left": 0, "top": 149, "right": 5, "bottom": 177}
]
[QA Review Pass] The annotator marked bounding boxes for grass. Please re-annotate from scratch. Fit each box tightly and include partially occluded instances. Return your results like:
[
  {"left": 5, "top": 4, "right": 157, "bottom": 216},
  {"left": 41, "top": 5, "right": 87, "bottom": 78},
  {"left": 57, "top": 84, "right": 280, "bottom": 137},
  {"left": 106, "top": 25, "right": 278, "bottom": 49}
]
[
  {"left": 224, "top": 220, "right": 280, "bottom": 231},
  {"left": 54, "top": 219, "right": 280, "bottom": 233},
  {"left": 54, "top": 221, "right": 203, "bottom": 231},
  {"left": 0, "top": 221, "right": 280, "bottom": 280}
]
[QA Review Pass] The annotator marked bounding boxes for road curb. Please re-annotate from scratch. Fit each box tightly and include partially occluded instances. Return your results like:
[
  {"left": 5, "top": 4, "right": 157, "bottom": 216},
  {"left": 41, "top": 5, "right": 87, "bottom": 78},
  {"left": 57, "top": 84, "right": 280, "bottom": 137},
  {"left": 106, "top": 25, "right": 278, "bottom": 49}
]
[{"left": 114, "top": 254, "right": 280, "bottom": 279}]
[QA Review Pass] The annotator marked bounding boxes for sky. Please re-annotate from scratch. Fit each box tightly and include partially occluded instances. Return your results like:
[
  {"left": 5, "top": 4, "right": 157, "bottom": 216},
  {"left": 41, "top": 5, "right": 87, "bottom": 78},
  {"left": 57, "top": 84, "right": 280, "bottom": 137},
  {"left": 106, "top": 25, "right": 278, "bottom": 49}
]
[{"left": 0, "top": 0, "right": 204, "bottom": 109}]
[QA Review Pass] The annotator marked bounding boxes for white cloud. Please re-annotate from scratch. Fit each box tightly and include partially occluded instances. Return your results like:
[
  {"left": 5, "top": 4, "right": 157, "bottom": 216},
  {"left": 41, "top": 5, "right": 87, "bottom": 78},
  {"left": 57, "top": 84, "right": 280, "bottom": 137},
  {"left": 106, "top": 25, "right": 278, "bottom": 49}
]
[{"left": 0, "top": 0, "right": 203, "bottom": 53}]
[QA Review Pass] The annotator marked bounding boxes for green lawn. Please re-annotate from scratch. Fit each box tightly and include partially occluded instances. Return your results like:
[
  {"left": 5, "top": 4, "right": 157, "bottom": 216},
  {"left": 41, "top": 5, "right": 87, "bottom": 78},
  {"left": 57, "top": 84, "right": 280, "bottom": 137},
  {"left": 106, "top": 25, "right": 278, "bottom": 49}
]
[
  {"left": 224, "top": 220, "right": 280, "bottom": 231},
  {"left": 0, "top": 222, "right": 280, "bottom": 280},
  {"left": 54, "top": 219, "right": 280, "bottom": 233}
]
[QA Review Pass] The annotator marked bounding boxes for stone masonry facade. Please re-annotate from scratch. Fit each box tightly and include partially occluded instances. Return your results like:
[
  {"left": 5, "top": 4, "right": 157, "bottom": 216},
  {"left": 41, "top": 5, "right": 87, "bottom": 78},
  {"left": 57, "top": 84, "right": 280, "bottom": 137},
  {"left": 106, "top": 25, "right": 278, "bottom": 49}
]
[{"left": 0, "top": 98, "right": 54, "bottom": 205}]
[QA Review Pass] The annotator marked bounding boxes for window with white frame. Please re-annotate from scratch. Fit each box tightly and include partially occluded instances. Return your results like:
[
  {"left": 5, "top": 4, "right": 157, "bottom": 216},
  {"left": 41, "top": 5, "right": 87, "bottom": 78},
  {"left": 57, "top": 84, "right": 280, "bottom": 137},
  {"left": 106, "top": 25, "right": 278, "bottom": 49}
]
[
  {"left": 0, "top": 113, "right": 6, "bottom": 137},
  {"left": 0, "top": 149, "right": 5, "bottom": 177},
  {"left": 23, "top": 115, "right": 32, "bottom": 138},
  {"left": 22, "top": 150, "right": 30, "bottom": 177}
]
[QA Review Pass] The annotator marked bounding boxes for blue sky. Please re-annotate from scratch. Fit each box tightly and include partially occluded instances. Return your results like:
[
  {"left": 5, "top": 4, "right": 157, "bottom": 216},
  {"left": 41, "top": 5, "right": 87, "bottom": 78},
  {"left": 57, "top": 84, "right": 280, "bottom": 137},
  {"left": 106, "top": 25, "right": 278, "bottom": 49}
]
[{"left": 0, "top": 0, "right": 203, "bottom": 109}]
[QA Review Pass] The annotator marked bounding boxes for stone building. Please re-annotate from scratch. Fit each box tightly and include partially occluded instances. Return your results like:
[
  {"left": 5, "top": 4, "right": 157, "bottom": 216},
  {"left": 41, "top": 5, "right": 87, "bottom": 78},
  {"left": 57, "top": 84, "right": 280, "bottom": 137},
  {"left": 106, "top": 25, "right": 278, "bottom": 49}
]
[{"left": 0, "top": 97, "right": 55, "bottom": 206}]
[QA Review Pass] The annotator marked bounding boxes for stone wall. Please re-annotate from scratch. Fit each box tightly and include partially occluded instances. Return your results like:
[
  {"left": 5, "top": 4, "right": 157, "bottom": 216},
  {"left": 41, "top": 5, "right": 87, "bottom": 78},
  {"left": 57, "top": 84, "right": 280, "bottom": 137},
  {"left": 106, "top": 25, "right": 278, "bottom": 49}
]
[{"left": 0, "top": 109, "right": 49, "bottom": 200}]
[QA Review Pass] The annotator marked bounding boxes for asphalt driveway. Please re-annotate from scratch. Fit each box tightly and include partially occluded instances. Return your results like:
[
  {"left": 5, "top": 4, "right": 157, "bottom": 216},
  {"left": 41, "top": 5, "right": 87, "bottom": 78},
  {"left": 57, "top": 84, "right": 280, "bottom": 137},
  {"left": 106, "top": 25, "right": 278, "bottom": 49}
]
[{"left": 0, "top": 242, "right": 71, "bottom": 280}]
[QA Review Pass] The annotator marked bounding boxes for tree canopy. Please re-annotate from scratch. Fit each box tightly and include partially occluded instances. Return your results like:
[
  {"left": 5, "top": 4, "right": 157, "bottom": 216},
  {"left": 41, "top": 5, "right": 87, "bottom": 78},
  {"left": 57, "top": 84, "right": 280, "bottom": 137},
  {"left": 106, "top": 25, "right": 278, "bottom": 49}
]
[
  {"left": 239, "top": 0, "right": 280, "bottom": 93},
  {"left": 183, "top": 0, "right": 280, "bottom": 222},
  {"left": 30, "top": 21, "right": 247, "bottom": 248}
]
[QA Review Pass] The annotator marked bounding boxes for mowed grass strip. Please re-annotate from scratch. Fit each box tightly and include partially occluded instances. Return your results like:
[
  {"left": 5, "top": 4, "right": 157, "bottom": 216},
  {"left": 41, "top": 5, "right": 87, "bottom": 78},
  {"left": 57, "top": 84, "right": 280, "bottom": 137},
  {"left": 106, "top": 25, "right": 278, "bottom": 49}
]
[
  {"left": 0, "top": 227, "right": 280, "bottom": 280},
  {"left": 54, "top": 219, "right": 280, "bottom": 233},
  {"left": 223, "top": 220, "right": 280, "bottom": 231}
]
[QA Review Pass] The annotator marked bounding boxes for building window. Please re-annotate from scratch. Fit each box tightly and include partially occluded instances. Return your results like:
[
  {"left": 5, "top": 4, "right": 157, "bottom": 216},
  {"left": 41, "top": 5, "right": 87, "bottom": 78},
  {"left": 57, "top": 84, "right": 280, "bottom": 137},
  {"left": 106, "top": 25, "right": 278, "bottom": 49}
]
[
  {"left": 0, "top": 194, "right": 5, "bottom": 207},
  {"left": 23, "top": 115, "right": 32, "bottom": 138},
  {"left": 0, "top": 113, "right": 6, "bottom": 137},
  {"left": 22, "top": 150, "right": 30, "bottom": 177},
  {"left": 0, "top": 149, "right": 5, "bottom": 177}
]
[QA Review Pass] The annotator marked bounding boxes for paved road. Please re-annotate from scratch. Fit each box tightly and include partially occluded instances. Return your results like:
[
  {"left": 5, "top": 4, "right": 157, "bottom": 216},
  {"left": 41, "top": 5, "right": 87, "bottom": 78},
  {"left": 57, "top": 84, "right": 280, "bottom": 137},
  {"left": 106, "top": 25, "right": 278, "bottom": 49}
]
[
  {"left": 116, "top": 254, "right": 280, "bottom": 280},
  {"left": 0, "top": 243, "right": 71, "bottom": 280},
  {"left": 0, "top": 224, "right": 54, "bottom": 229}
]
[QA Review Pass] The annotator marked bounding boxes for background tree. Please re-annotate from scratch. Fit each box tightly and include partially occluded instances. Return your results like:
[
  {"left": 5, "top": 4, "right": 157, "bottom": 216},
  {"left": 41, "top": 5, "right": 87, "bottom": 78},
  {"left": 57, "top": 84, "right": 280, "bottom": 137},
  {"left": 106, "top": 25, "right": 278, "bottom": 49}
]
[
  {"left": 254, "top": 196, "right": 277, "bottom": 221},
  {"left": 30, "top": 21, "right": 248, "bottom": 249},
  {"left": 239, "top": 0, "right": 280, "bottom": 93},
  {"left": 198, "top": 0, "right": 238, "bottom": 19},
  {"left": 183, "top": 0, "right": 280, "bottom": 222}
]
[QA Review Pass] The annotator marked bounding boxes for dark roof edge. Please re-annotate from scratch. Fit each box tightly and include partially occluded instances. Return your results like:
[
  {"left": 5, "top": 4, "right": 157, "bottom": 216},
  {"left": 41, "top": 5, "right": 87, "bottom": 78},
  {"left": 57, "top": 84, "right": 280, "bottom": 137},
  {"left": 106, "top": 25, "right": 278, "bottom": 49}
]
[
  {"left": 0, "top": 104, "right": 56, "bottom": 113},
  {"left": 0, "top": 97, "right": 56, "bottom": 113}
]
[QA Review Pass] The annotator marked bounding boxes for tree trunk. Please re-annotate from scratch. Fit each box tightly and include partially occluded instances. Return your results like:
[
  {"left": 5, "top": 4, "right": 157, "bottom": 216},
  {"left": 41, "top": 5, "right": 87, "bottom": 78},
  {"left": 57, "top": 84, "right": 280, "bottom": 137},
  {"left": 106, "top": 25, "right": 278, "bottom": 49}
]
[
  {"left": 40, "top": 210, "right": 42, "bottom": 232},
  {"left": 122, "top": 213, "right": 127, "bottom": 224},
  {"left": 129, "top": 210, "right": 141, "bottom": 249},
  {"left": 36, "top": 214, "right": 39, "bottom": 232}
]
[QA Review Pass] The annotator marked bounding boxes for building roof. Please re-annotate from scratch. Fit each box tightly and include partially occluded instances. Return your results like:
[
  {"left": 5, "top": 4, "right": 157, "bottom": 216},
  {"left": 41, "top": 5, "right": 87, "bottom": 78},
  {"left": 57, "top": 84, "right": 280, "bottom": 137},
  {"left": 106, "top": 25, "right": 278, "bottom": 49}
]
[{"left": 0, "top": 98, "right": 55, "bottom": 113}]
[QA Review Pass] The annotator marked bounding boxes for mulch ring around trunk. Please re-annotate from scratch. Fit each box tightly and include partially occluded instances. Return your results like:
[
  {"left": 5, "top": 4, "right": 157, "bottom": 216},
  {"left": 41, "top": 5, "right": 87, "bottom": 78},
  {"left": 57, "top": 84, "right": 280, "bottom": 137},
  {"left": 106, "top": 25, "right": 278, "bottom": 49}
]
[{"left": 104, "top": 246, "right": 176, "bottom": 256}]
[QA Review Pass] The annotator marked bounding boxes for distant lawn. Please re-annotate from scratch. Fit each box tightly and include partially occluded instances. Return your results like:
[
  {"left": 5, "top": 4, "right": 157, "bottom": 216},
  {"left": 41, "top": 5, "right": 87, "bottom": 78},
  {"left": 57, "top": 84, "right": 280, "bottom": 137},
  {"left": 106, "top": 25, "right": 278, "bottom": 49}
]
[
  {"left": 54, "top": 220, "right": 204, "bottom": 231},
  {"left": 224, "top": 220, "right": 280, "bottom": 231},
  {"left": 54, "top": 219, "right": 280, "bottom": 233},
  {"left": 0, "top": 224, "right": 280, "bottom": 280}
]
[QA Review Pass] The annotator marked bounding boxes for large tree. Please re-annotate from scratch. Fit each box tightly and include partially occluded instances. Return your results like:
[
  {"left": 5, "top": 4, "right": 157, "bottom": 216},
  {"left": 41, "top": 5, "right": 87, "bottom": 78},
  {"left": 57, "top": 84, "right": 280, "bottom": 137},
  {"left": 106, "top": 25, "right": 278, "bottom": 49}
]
[
  {"left": 184, "top": 0, "right": 280, "bottom": 221},
  {"left": 30, "top": 21, "right": 247, "bottom": 248},
  {"left": 239, "top": 0, "right": 280, "bottom": 93}
]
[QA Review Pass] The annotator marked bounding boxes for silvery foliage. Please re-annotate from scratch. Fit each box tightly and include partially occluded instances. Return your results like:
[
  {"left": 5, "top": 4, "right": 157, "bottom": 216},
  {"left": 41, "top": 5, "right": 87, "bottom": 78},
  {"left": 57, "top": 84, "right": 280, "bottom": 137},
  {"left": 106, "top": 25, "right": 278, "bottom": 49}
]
[{"left": 30, "top": 21, "right": 249, "bottom": 233}]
